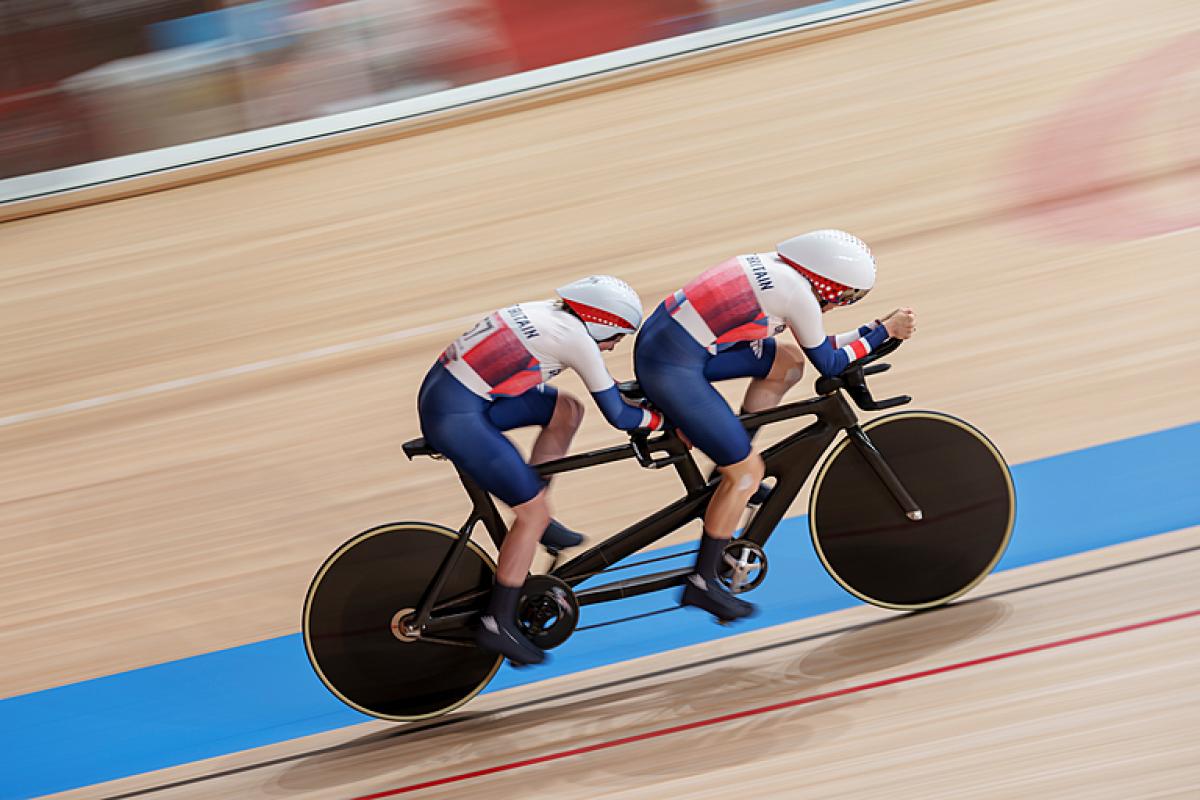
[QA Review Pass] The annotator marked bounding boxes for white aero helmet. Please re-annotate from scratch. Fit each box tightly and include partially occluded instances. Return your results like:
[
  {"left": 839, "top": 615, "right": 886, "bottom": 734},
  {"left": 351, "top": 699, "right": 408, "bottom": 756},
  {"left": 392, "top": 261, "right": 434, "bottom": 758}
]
[
  {"left": 556, "top": 275, "right": 644, "bottom": 341},
  {"left": 776, "top": 229, "right": 876, "bottom": 306}
]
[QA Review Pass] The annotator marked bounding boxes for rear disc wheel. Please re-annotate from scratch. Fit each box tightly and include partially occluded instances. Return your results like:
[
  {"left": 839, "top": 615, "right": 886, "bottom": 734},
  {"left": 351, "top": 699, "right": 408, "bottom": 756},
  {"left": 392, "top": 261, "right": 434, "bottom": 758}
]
[{"left": 303, "top": 522, "right": 502, "bottom": 721}]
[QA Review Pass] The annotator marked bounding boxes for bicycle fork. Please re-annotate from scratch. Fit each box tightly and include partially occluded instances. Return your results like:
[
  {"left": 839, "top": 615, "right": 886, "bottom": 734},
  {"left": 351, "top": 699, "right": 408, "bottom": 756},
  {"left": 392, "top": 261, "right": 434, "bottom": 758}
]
[{"left": 846, "top": 425, "right": 924, "bottom": 521}]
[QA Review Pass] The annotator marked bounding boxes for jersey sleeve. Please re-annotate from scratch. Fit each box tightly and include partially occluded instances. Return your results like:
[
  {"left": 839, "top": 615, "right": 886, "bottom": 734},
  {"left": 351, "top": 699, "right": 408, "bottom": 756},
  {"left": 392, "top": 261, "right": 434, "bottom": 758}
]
[
  {"left": 555, "top": 325, "right": 663, "bottom": 430},
  {"left": 781, "top": 279, "right": 828, "bottom": 349},
  {"left": 829, "top": 319, "right": 883, "bottom": 348},
  {"left": 800, "top": 323, "right": 890, "bottom": 377},
  {"left": 591, "top": 386, "right": 666, "bottom": 431},
  {"left": 557, "top": 325, "right": 618, "bottom": 393},
  {"left": 782, "top": 276, "right": 889, "bottom": 377}
]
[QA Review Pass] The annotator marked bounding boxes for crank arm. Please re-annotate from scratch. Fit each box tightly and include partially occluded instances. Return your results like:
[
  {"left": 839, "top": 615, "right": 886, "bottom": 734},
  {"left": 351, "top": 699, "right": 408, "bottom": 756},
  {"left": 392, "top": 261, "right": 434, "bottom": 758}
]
[{"left": 409, "top": 633, "right": 477, "bottom": 648}]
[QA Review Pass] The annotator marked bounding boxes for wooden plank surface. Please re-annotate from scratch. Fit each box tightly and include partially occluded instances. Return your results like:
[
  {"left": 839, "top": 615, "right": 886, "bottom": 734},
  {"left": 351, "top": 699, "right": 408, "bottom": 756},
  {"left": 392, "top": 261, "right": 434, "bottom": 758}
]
[
  {"left": 1, "top": 0, "right": 1197, "bottom": 715},
  {"left": 47, "top": 528, "right": 1200, "bottom": 799}
]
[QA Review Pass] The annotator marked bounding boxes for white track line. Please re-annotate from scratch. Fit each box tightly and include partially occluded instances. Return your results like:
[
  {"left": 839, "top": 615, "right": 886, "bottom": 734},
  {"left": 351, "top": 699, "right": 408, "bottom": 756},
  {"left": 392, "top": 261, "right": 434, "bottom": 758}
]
[{"left": 0, "top": 315, "right": 475, "bottom": 429}]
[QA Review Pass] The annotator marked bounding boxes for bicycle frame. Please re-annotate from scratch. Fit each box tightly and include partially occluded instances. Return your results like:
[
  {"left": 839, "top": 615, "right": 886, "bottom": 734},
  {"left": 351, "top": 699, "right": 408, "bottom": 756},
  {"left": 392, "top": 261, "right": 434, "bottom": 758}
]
[
  {"left": 551, "top": 392, "right": 853, "bottom": 599},
  {"left": 409, "top": 384, "right": 918, "bottom": 635}
]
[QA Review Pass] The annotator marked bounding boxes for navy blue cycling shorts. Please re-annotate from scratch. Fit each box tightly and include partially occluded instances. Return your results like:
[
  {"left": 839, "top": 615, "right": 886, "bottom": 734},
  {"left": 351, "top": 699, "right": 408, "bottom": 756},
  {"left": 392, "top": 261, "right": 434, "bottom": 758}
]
[
  {"left": 417, "top": 363, "right": 558, "bottom": 507},
  {"left": 633, "top": 304, "right": 777, "bottom": 467}
]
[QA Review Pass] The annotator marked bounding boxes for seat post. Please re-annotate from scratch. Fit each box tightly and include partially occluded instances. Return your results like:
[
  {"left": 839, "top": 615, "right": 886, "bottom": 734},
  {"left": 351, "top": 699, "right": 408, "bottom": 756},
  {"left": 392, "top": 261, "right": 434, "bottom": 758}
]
[
  {"left": 672, "top": 448, "right": 705, "bottom": 492},
  {"left": 457, "top": 468, "right": 507, "bottom": 550}
]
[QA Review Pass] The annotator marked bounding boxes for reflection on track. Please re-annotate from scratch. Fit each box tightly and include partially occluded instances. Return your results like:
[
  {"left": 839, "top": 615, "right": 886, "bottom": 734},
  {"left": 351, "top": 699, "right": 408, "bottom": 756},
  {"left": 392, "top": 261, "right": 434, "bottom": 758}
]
[
  {"left": 342, "top": 607, "right": 1199, "bottom": 800},
  {"left": 99, "top": 542, "right": 1200, "bottom": 800}
]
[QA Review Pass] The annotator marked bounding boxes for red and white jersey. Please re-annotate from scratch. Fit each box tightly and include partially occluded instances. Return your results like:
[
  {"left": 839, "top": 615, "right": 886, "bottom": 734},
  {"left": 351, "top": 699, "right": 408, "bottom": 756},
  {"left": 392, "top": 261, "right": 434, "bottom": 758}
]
[
  {"left": 439, "top": 301, "right": 617, "bottom": 398},
  {"left": 664, "top": 252, "right": 828, "bottom": 350}
]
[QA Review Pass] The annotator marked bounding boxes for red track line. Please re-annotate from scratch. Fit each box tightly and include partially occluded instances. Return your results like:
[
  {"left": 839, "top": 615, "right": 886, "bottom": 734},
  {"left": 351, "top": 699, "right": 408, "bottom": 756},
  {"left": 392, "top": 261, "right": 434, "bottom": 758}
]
[{"left": 353, "top": 609, "right": 1200, "bottom": 800}]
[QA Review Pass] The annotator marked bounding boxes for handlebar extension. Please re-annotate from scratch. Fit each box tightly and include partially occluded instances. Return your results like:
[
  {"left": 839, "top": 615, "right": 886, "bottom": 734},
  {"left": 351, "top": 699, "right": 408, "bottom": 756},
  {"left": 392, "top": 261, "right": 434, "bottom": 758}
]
[
  {"left": 629, "top": 430, "right": 688, "bottom": 469},
  {"left": 622, "top": 338, "right": 909, "bottom": 468},
  {"left": 814, "top": 337, "right": 911, "bottom": 412}
]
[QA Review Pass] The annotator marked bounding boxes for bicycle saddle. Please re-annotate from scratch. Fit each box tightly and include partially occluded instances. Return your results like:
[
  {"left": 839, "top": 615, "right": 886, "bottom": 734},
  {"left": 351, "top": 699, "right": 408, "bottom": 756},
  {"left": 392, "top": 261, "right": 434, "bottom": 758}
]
[
  {"left": 402, "top": 437, "right": 441, "bottom": 460},
  {"left": 616, "top": 380, "right": 645, "bottom": 401}
]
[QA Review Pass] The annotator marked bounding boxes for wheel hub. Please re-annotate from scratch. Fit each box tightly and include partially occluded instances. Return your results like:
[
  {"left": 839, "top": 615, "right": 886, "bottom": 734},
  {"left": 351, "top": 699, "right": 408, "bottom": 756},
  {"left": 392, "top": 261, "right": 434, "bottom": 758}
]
[{"left": 390, "top": 608, "right": 419, "bottom": 642}]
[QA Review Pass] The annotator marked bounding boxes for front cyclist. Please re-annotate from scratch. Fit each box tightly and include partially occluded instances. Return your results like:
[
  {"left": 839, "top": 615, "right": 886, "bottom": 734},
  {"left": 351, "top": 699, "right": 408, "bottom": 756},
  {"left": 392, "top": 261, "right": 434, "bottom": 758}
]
[
  {"left": 419, "top": 276, "right": 665, "bottom": 665},
  {"left": 634, "top": 229, "right": 916, "bottom": 622}
]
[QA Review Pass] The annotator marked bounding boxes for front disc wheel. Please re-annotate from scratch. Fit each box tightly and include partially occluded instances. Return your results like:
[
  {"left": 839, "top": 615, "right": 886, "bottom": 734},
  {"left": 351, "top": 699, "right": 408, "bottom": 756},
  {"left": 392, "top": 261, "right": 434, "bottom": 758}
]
[{"left": 809, "top": 411, "right": 1014, "bottom": 610}]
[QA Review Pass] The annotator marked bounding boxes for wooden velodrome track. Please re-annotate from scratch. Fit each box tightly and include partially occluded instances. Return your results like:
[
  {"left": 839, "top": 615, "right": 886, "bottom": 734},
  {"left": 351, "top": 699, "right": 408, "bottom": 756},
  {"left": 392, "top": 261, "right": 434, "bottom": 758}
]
[{"left": 3, "top": 0, "right": 1198, "bottom": 796}]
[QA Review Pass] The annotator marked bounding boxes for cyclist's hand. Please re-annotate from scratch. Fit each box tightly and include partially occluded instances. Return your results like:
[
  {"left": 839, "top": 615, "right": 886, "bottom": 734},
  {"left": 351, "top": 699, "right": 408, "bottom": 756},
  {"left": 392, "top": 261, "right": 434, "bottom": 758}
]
[{"left": 883, "top": 307, "right": 916, "bottom": 339}]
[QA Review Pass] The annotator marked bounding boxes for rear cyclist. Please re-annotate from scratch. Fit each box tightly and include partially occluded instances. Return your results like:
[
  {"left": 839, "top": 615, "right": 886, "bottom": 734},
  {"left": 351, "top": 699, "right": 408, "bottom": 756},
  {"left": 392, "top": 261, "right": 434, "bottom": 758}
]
[
  {"left": 634, "top": 229, "right": 916, "bottom": 622},
  {"left": 419, "top": 276, "right": 665, "bottom": 665}
]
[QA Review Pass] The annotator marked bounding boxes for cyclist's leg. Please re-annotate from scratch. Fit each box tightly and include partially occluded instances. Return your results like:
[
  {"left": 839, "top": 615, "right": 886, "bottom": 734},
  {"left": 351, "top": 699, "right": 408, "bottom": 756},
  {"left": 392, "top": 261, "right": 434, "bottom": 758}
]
[
  {"left": 531, "top": 391, "right": 584, "bottom": 463},
  {"left": 635, "top": 322, "right": 757, "bottom": 621},
  {"left": 703, "top": 338, "right": 803, "bottom": 412},
  {"left": 700, "top": 339, "right": 791, "bottom": 502},
  {"left": 743, "top": 341, "right": 804, "bottom": 412},
  {"left": 686, "top": 439, "right": 761, "bottom": 622},
  {"left": 635, "top": 311, "right": 757, "bottom": 487},
  {"left": 488, "top": 386, "right": 585, "bottom": 549},
  {"left": 483, "top": 485, "right": 551, "bottom": 665},
  {"left": 676, "top": 405, "right": 761, "bottom": 621},
  {"left": 418, "top": 366, "right": 552, "bottom": 663},
  {"left": 702, "top": 338, "right": 776, "bottom": 384},
  {"left": 487, "top": 387, "right": 584, "bottom": 466},
  {"left": 498, "top": 488, "right": 551, "bottom": 585},
  {"left": 479, "top": 460, "right": 553, "bottom": 664},
  {"left": 709, "top": 451, "right": 766, "bottom": 535},
  {"left": 420, "top": 403, "right": 546, "bottom": 522}
]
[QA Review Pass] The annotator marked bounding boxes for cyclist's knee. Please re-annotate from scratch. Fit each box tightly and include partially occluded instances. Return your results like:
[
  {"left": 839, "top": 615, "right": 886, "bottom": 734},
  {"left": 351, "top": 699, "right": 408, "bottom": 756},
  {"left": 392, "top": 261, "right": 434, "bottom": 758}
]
[
  {"left": 745, "top": 452, "right": 766, "bottom": 483},
  {"left": 552, "top": 392, "right": 585, "bottom": 431},
  {"left": 774, "top": 343, "right": 805, "bottom": 388},
  {"left": 513, "top": 490, "right": 551, "bottom": 527},
  {"left": 718, "top": 452, "right": 765, "bottom": 492}
]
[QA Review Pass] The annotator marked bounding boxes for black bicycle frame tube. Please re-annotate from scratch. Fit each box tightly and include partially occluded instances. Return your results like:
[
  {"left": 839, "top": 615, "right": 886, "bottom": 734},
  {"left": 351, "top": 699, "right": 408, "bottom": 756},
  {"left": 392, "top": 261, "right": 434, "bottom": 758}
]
[
  {"left": 550, "top": 393, "right": 858, "bottom": 584},
  {"left": 534, "top": 440, "right": 639, "bottom": 478},
  {"left": 740, "top": 419, "right": 840, "bottom": 547},
  {"left": 420, "top": 389, "right": 869, "bottom": 621},
  {"left": 408, "top": 469, "right": 504, "bottom": 631},
  {"left": 553, "top": 489, "right": 712, "bottom": 590},
  {"left": 845, "top": 425, "right": 924, "bottom": 520}
]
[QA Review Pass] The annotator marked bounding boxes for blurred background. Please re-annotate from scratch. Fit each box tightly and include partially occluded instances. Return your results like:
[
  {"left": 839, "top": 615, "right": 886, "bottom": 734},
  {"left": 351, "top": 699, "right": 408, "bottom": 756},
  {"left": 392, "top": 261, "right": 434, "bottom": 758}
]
[
  {"left": 0, "top": 0, "right": 831, "bottom": 177},
  {"left": 2, "top": 0, "right": 1198, "bottom": 796}
]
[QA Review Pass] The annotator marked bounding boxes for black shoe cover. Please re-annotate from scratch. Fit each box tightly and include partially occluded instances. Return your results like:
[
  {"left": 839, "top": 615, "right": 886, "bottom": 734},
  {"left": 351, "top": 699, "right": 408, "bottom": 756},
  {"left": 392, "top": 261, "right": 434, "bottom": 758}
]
[
  {"left": 746, "top": 481, "right": 773, "bottom": 507},
  {"left": 540, "top": 519, "right": 583, "bottom": 551},
  {"left": 681, "top": 573, "right": 757, "bottom": 622},
  {"left": 475, "top": 614, "right": 546, "bottom": 666}
]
